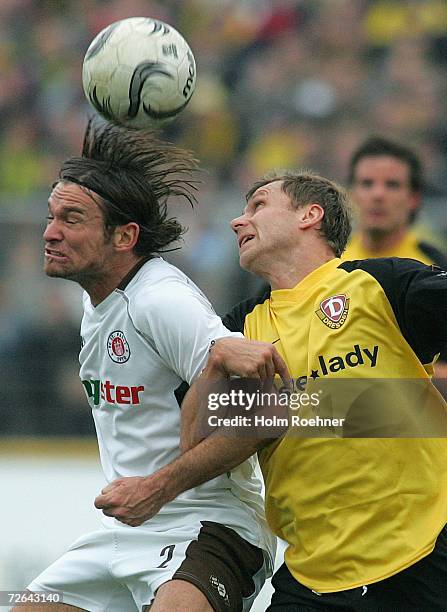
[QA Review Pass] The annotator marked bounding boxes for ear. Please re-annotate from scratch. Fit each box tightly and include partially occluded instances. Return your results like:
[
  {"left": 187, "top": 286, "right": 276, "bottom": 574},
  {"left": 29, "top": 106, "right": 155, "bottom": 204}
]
[
  {"left": 408, "top": 191, "right": 421, "bottom": 214},
  {"left": 112, "top": 222, "right": 140, "bottom": 252},
  {"left": 297, "top": 203, "right": 324, "bottom": 230}
]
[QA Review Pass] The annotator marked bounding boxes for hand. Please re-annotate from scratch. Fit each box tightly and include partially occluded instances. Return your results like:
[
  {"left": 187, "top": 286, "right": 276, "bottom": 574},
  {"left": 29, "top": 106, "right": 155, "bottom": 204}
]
[
  {"left": 94, "top": 473, "right": 170, "bottom": 527},
  {"left": 207, "top": 337, "right": 291, "bottom": 389}
]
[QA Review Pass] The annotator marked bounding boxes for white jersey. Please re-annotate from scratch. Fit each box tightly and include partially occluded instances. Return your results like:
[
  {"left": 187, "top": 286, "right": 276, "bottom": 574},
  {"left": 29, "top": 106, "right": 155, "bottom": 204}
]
[{"left": 79, "top": 257, "right": 274, "bottom": 556}]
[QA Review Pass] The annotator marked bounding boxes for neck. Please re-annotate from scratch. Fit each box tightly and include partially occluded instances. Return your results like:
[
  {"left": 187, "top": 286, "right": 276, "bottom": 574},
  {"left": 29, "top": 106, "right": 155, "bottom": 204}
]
[
  {"left": 83, "top": 255, "right": 145, "bottom": 306},
  {"left": 261, "top": 244, "right": 335, "bottom": 290},
  {"left": 360, "top": 227, "right": 408, "bottom": 253}
]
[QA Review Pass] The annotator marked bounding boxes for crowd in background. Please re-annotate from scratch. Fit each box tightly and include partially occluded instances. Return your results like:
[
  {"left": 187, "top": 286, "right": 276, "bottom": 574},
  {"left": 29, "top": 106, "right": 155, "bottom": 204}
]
[{"left": 2, "top": 0, "right": 447, "bottom": 435}]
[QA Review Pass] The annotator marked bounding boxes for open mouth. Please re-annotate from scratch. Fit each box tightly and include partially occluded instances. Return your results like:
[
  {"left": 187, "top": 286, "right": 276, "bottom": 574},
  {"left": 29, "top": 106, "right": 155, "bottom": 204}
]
[
  {"left": 45, "top": 248, "right": 68, "bottom": 261},
  {"left": 239, "top": 235, "right": 255, "bottom": 248}
]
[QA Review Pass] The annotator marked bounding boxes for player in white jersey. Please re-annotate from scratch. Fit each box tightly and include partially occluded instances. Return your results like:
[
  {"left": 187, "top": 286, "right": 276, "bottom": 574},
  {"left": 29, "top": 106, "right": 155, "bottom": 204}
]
[{"left": 19, "top": 121, "right": 288, "bottom": 612}]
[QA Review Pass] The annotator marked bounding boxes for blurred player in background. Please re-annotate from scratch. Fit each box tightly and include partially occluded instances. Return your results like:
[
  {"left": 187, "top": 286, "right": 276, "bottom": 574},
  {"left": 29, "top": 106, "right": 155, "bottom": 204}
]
[
  {"left": 344, "top": 135, "right": 447, "bottom": 377},
  {"left": 17, "top": 121, "right": 282, "bottom": 612},
  {"left": 344, "top": 135, "right": 447, "bottom": 266},
  {"left": 178, "top": 170, "right": 447, "bottom": 610}
]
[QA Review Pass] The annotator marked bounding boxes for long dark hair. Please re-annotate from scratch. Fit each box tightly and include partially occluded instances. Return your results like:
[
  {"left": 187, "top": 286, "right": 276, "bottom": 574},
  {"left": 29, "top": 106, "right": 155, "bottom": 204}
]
[{"left": 58, "top": 119, "right": 199, "bottom": 255}]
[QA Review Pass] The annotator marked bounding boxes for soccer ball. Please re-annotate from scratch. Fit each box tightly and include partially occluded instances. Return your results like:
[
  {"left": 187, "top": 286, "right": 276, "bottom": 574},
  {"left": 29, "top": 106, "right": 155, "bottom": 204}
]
[{"left": 82, "top": 17, "right": 196, "bottom": 128}]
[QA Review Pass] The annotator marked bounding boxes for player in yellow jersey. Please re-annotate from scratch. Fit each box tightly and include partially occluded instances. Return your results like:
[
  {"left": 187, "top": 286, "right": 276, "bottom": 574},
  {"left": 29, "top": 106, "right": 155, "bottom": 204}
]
[
  {"left": 344, "top": 136, "right": 447, "bottom": 267},
  {"left": 344, "top": 135, "right": 447, "bottom": 380},
  {"left": 178, "top": 170, "right": 447, "bottom": 610}
]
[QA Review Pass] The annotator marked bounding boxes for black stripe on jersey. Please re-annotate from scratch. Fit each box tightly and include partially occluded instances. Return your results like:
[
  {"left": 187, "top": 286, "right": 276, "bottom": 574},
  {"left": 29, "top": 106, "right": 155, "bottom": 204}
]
[
  {"left": 223, "top": 285, "right": 271, "bottom": 333},
  {"left": 339, "top": 258, "right": 447, "bottom": 365},
  {"left": 418, "top": 241, "right": 447, "bottom": 271},
  {"left": 117, "top": 256, "right": 155, "bottom": 291},
  {"left": 417, "top": 244, "right": 447, "bottom": 361}
]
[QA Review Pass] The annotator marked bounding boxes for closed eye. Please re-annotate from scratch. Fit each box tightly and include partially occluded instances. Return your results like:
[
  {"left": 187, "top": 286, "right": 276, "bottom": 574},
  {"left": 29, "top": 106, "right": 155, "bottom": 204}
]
[{"left": 45, "top": 215, "right": 84, "bottom": 226}]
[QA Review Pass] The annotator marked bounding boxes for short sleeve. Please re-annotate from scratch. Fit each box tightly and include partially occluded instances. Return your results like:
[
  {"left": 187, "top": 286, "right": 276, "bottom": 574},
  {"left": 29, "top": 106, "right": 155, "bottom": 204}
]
[
  {"left": 341, "top": 258, "right": 447, "bottom": 363},
  {"left": 223, "top": 285, "right": 271, "bottom": 333},
  {"left": 131, "top": 280, "right": 241, "bottom": 384},
  {"left": 402, "top": 264, "right": 447, "bottom": 360}
]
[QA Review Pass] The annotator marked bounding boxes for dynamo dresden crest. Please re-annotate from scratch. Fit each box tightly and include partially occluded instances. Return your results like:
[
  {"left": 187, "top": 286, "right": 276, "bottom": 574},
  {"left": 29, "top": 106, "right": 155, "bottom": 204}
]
[
  {"left": 316, "top": 294, "right": 349, "bottom": 329},
  {"left": 107, "top": 330, "right": 131, "bottom": 363}
]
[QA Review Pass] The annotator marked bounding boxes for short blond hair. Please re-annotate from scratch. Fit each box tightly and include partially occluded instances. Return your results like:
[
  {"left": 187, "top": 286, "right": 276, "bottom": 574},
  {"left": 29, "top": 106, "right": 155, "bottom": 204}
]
[{"left": 246, "top": 170, "right": 352, "bottom": 257}]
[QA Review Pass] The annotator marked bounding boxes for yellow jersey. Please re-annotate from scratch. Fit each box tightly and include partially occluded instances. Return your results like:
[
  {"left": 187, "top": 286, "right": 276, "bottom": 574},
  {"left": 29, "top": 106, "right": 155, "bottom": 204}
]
[
  {"left": 224, "top": 257, "right": 447, "bottom": 592},
  {"left": 344, "top": 230, "right": 447, "bottom": 267}
]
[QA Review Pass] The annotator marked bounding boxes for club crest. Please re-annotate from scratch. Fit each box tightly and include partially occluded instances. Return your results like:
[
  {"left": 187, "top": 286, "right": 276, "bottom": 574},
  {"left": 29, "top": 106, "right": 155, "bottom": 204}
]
[
  {"left": 107, "top": 330, "right": 131, "bottom": 363},
  {"left": 316, "top": 294, "right": 349, "bottom": 329}
]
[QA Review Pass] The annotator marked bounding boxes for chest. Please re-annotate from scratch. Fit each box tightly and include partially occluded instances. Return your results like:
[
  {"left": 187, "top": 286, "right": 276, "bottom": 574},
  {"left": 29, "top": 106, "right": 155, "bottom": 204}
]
[
  {"left": 79, "top": 302, "right": 178, "bottom": 410},
  {"left": 243, "top": 286, "right": 398, "bottom": 381}
]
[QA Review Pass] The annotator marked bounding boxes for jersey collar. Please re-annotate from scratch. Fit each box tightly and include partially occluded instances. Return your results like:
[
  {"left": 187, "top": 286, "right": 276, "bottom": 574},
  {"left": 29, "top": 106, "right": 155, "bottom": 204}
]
[
  {"left": 117, "top": 256, "right": 155, "bottom": 291},
  {"left": 270, "top": 258, "right": 341, "bottom": 303}
]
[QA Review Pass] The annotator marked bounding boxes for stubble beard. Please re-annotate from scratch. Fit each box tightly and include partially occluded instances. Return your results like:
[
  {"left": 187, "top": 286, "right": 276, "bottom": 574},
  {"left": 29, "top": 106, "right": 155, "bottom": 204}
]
[
  {"left": 44, "top": 261, "right": 102, "bottom": 287},
  {"left": 366, "top": 225, "right": 397, "bottom": 242},
  {"left": 240, "top": 250, "right": 269, "bottom": 281},
  {"left": 44, "top": 260, "right": 69, "bottom": 279}
]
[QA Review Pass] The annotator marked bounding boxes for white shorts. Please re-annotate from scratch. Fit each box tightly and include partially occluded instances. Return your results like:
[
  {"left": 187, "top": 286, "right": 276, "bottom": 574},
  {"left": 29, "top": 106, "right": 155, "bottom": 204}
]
[{"left": 28, "top": 521, "right": 270, "bottom": 612}]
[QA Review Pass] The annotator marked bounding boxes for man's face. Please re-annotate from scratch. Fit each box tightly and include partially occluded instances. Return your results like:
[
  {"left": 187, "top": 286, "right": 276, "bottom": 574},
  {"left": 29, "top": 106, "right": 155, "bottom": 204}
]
[
  {"left": 44, "top": 182, "right": 114, "bottom": 282},
  {"left": 350, "top": 155, "right": 420, "bottom": 237},
  {"left": 230, "top": 181, "right": 299, "bottom": 274}
]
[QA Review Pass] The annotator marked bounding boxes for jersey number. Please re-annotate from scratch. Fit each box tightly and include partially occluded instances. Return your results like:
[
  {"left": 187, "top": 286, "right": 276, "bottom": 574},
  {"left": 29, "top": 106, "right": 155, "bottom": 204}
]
[{"left": 157, "top": 544, "right": 176, "bottom": 568}]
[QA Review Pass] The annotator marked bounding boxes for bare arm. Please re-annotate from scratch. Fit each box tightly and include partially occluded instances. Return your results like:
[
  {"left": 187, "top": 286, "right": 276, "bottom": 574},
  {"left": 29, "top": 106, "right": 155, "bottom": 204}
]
[
  {"left": 94, "top": 421, "right": 270, "bottom": 527},
  {"left": 95, "top": 337, "right": 290, "bottom": 526},
  {"left": 181, "top": 336, "right": 291, "bottom": 451}
]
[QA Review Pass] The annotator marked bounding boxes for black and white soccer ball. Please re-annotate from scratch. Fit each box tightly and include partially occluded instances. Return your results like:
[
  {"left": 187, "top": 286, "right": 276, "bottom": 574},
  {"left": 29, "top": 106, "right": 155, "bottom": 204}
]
[{"left": 82, "top": 17, "right": 196, "bottom": 128}]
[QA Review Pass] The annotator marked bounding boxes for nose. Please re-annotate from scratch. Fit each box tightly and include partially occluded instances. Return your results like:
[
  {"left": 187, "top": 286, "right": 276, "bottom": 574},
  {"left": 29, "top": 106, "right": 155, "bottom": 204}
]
[
  {"left": 369, "top": 182, "right": 386, "bottom": 200},
  {"left": 43, "top": 217, "right": 63, "bottom": 242},
  {"left": 230, "top": 214, "right": 248, "bottom": 233}
]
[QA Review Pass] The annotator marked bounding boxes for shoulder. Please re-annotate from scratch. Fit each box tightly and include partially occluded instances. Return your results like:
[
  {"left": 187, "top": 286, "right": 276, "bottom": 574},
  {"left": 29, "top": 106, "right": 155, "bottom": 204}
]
[
  {"left": 418, "top": 241, "right": 447, "bottom": 270},
  {"left": 337, "top": 257, "right": 436, "bottom": 303},
  {"left": 130, "top": 257, "right": 193, "bottom": 291},
  {"left": 340, "top": 253, "right": 438, "bottom": 281},
  {"left": 123, "top": 260, "right": 218, "bottom": 333},
  {"left": 127, "top": 259, "right": 210, "bottom": 307},
  {"left": 338, "top": 256, "right": 429, "bottom": 278},
  {"left": 223, "top": 285, "right": 271, "bottom": 332}
]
